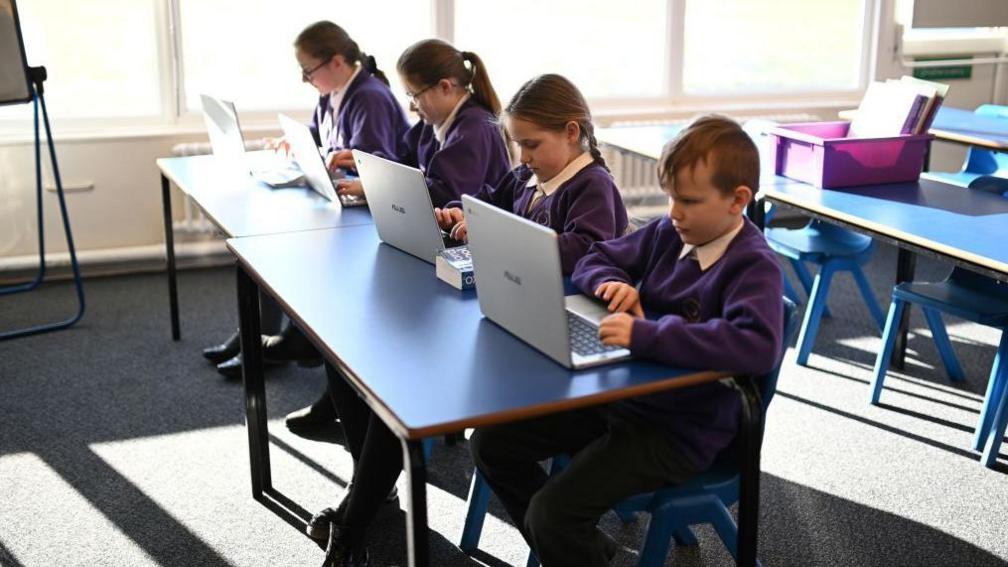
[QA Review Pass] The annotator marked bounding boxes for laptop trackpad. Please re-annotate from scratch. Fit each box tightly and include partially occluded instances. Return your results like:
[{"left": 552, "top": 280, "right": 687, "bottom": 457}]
[{"left": 564, "top": 294, "right": 611, "bottom": 326}]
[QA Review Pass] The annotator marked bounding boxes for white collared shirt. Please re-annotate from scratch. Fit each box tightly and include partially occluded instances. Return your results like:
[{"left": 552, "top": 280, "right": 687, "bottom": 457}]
[
  {"left": 321, "top": 64, "right": 363, "bottom": 145},
  {"left": 434, "top": 92, "right": 471, "bottom": 144},
  {"left": 677, "top": 219, "right": 746, "bottom": 271},
  {"left": 525, "top": 151, "right": 594, "bottom": 211}
]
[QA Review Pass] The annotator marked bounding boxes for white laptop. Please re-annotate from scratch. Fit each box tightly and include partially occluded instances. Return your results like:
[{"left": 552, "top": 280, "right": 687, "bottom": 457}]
[
  {"left": 462, "top": 194, "right": 632, "bottom": 369},
  {"left": 351, "top": 149, "right": 459, "bottom": 263},
  {"left": 199, "top": 94, "right": 303, "bottom": 187},
  {"left": 278, "top": 113, "right": 367, "bottom": 208}
]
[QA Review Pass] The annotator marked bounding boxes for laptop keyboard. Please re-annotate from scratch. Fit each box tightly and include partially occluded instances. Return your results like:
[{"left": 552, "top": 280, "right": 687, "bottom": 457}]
[{"left": 567, "top": 311, "right": 624, "bottom": 356}]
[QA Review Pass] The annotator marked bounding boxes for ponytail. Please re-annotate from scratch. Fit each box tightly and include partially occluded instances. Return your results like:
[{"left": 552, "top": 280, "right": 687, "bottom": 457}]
[
  {"left": 460, "top": 51, "right": 501, "bottom": 116},
  {"left": 360, "top": 52, "right": 390, "bottom": 86},
  {"left": 506, "top": 74, "right": 609, "bottom": 172},
  {"left": 398, "top": 39, "right": 502, "bottom": 116},
  {"left": 295, "top": 21, "right": 388, "bottom": 86},
  {"left": 585, "top": 128, "right": 609, "bottom": 172}
]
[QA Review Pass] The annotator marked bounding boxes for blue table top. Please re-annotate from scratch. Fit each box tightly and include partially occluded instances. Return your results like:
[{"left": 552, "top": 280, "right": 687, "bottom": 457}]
[
  {"left": 929, "top": 107, "right": 1008, "bottom": 149},
  {"left": 596, "top": 124, "right": 798, "bottom": 187},
  {"left": 227, "top": 225, "right": 725, "bottom": 439},
  {"left": 764, "top": 178, "right": 1008, "bottom": 277},
  {"left": 157, "top": 154, "right": 372, "bottom": 238}
]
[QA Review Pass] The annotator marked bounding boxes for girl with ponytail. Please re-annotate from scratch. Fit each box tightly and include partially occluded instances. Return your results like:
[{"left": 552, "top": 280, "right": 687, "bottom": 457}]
[
  {"left": 333, "top": 38, "right": 511, "bottom": 208},
  {"left": 291, "top": 20, "right": 408, "bottom": 171},
  {"left": 434, "top": 73, "right": 628, "bottom": 274},
  {"left": 225, "top": 21, "right": 410, "bottom": 428}
]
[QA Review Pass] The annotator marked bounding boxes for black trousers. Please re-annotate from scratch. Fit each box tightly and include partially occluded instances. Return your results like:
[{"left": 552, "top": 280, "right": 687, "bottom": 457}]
[
  {"left": 470, "top": 408, "right": 699, "bottom": 567},
  {"left": 325, "top": 362, "right": 402, "bottom": 548}
]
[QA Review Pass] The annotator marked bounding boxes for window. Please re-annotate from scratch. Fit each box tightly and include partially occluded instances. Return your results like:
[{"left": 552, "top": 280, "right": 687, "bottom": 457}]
[
  {"left": 454, "top": 0, "right": 667, "bottom": 102},
  {"left": 1, "top": 0, "right": 161, "bottom": 119},
  {"left": 178, "top": 0, "right": 431, "bottom": 114},
  {"left": 681, "top": 0, "right": 867, "bottom": 95},
  {"left": 0, "top": 0, "right": 878, "bottom": 134}
]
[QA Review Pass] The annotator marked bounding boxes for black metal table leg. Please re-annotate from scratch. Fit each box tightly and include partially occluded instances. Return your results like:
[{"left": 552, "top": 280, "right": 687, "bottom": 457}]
[
  {"left": 237, "top": 265, "right": 271, "bottom": 497},
  {"left": 736, "top": 376, "right": 762, "bottom": 567},
  {"left": 401, "top": 438, "right": 430, "bottom": 567},
  {"left": 161, "top": 173, "right": 180, "bottom": 341},
  {"left": 892, "top": 248, "right": 917, "bottom": 369}
]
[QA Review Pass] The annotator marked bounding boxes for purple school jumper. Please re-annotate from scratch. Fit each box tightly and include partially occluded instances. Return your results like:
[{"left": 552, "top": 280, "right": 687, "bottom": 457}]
[
  {"left": 400, "top": 98, "right": 511, "bottom": 208},
  {"left": 308, "top": 68, "right": 408, "bottom": 161},
  {"left": 572, "top": 217, "right": 783, "bottom": 469},
  {"left": 456, "top": 163, "right": 629, "bottom": 274}
]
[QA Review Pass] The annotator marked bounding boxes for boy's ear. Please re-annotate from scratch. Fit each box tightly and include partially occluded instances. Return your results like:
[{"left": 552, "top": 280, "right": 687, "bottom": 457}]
[{"left": 730, "top": 185, "right": 754, "bottom": 214}]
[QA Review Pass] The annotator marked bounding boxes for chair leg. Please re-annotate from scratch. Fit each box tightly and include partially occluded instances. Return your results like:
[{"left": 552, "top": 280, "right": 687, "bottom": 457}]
[
  {"left": 636, "top": 512, "right": 676, "bottom": 567},
  {"left": 851, "top": 265, "right": 886, "bottom": 331},
  {"left": 791, "top": 259, "right": 831, "bottom": 318},
  {"left": 870, "top": 298, "right": 906, "bottom": 405},
  {"left": 672, "top": 525, "right": 699, "bottom": 547},
  {"left": 981, "top": 366, "right": 1008, "bottom": 468},
  {"left": 920, "top": 307, "right": 965, "bottom": 382},
  {"left": 795, "top": 263, "right": 837, "bottom": 366},
  {"left": 708, "top": 504, "right": 741, "bottom": 561},
  {"left": 975, "top": 332, "right": 1008, "bottom": 451},
  {"left": 459, "top": 469, "right": 491, "bottom": 554}
]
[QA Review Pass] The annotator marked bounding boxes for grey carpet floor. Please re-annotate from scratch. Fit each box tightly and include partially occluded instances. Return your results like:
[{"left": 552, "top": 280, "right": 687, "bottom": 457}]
[{"left": 0, "top": 242, "right": 1006, "bottom": 567}]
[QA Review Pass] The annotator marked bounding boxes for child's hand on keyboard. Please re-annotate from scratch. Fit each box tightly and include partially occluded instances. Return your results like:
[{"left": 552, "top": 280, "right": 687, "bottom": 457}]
[
  {"left": 598, "top": 313, "right": 634, "bottom": 347},
  {"left": 326, "top": 149, "right": 355, "bottom": 171},
  {"left": 434, "top": 207, "right": 467, "bottom": 238},
  {"left": 336, "top": 179, "right": 364, "bottom": 198},
  {"left": 594, "top": 282, "right": 644, "bottom": 317}
]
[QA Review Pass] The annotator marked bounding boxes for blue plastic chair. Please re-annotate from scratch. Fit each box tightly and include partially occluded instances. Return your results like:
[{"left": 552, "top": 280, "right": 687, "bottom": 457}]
[
  {"left": 924, "top": 104, "right": 1008, "bottom": 188},
  {"left": 460, "top": 299, "right": 800, "bottom": 566},
  {"left": 765, "top": 220, "right": 886, "bottom": 366},
  {"left": 869, "top": 176, "right": 1008, "bottom": 468}
]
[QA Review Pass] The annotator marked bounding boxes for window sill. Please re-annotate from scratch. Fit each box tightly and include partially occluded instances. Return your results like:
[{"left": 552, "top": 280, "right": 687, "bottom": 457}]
[{"left": 0, "top": 98, "right": 861, "bottom": 146}]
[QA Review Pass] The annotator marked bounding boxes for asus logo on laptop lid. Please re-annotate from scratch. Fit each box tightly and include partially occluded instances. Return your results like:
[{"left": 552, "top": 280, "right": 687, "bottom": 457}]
[
  {"left": 392, "top": 203, "right": 406, "bottom": 214},
  {"left": 504, "top": 270, "right": 522, "bottom": 286}
]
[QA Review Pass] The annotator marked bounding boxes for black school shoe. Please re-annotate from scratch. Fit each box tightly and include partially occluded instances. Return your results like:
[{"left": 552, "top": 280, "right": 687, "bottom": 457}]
[
  {"left": 201, "top": 331, "right": 240, "bottom": 365},
  {"left": 215, "top": 353, "right": 283, "bottom": 379},
  {"left": 285, "top": 396, "right": 338, "bottom": 434},
  {"left": 321, "top": 525, "right": 369, "bottom": 567},
  {"left": 306, "top": 487, "right": 399, "bottom": 545},
  {"left": 263, "top": 324, "right": 322, "bottom": 366}
]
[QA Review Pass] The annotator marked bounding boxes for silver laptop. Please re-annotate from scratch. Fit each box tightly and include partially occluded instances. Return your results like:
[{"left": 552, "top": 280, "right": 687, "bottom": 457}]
[
  {"left": 278, "top": 113, "right": 367, "bottom": 207},
  {"left": 462, "top": 195, "right": 632, "bottom": 369},
  {"left": 352, "top": 149, "right": 455, "bottom": 263},
  {"left": 199, "top": 94, "right": 303, "bottom": 187}
]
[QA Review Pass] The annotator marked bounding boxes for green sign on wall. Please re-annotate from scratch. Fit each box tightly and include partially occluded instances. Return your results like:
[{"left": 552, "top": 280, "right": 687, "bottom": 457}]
[{"left": 913, "top": 57, "right": 972, "bottom": 81}]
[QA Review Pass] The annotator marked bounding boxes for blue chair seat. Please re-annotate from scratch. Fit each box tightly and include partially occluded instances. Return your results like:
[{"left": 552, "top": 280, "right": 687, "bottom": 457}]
[
  {"left": 894, "top": 279, "right": 1008, "bottom": 326},
  {"left": 766, "top": 224, "right": 874, "bottom": 260},
  {"left": 765, "top": 220, "right": 884, "bottom": 366}
]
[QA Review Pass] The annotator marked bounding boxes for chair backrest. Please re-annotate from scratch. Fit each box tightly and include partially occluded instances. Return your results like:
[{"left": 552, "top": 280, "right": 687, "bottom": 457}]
[{"left": 963, "top": 105, "right": 1008, "bottom": 175}]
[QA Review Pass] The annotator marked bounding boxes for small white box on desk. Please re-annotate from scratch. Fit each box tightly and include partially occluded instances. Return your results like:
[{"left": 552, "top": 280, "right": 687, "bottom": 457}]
[{"left": 436, "top": 246, "right": 475, "bottom": 290}]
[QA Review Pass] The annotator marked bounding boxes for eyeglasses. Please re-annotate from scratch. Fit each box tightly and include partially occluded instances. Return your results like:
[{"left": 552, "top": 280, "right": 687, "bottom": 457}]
[
  {"left": 300, "top": 58, "right": 330, "bottom": 82},
  {"left": 404, "top": 83, "right": 437, "bottom": 104}
]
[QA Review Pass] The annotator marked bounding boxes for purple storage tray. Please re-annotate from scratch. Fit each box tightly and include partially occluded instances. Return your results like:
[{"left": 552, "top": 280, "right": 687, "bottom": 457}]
[{"left": 769, "top": 121, "right": 933, "bottom": 188}]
